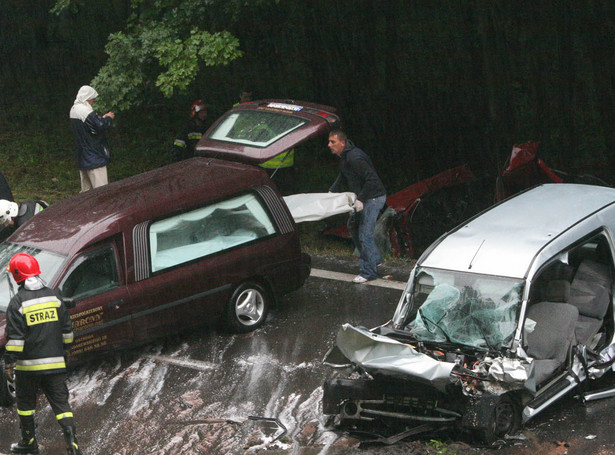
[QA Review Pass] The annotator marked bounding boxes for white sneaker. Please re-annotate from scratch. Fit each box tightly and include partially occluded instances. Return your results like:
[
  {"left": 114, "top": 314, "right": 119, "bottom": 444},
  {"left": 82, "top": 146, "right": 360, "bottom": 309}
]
[{"left": 352, "top": 275, "right": 369, "bottom": 283}]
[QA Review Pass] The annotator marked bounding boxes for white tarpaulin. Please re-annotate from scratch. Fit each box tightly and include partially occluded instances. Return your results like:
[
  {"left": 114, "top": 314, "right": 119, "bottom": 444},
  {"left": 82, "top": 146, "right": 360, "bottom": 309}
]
[{"left": 283, "top": 192, "right": 356, "bottom": 223}]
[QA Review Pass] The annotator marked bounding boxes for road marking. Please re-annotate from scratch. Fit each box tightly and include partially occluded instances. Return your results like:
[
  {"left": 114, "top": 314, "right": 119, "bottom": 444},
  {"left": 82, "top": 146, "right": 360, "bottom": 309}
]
[{"left": 310, "top": 268, "right": 406, "bottom": 290}]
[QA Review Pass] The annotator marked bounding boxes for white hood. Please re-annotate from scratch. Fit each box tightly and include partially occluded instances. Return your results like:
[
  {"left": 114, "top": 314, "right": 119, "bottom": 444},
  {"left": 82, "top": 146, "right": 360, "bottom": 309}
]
[{"left": 69, "top": 85, "right": 98, "bottom": 122}]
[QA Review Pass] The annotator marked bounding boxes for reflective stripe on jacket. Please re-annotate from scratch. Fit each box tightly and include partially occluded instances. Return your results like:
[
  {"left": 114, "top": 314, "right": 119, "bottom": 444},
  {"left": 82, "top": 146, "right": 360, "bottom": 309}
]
[
  {"left": 173, "top": 118, "right": 209, "bottom": 161},
  {"left": 259, "top": 149, "right": 295, "bottom": 169},
  {"left": 4, "top": 286, "right": 73, "bottom": 375}
]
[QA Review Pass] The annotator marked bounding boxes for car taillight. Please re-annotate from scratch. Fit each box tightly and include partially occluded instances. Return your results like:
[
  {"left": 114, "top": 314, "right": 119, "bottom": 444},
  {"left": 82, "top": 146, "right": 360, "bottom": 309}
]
[{"left": 317, "top": 112, "right": 340, "bottom": 127}]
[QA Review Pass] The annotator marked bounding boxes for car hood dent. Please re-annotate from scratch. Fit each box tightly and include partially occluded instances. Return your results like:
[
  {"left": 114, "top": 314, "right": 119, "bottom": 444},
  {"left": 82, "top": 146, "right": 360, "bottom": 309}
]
[{"left": 336, "top": 324, "right": 456, "bottom": 392}]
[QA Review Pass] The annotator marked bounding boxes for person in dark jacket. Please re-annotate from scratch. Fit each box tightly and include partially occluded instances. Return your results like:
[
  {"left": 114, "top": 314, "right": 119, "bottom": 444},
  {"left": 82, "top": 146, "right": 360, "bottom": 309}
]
[
  {"left": 3, "top": 253, "right": 82, "bottom": 454},
  {"left": 0, "top": 171, "right": 13, "bottom": 202},
  {"left": 69, "top": 85, "right": 115, "bottom": 192},
  {"left": 172, "top": 99, "right": 209, "bottom": 161},
  {"left": 0, "top": 200, "right": 47, "bottom": 242},
  {"left": 328, "top": 130, "right": 387, "bottom": 283}
]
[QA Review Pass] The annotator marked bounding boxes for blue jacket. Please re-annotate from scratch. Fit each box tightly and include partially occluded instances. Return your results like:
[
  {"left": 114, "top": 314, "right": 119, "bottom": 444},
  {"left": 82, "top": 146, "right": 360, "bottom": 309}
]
[{"left": 70, "top": 111, "right": 112, "bottom": 170}]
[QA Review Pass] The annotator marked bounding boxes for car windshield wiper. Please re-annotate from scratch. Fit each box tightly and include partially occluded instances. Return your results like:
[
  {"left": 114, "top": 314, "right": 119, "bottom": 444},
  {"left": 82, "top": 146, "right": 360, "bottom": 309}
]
[
  {"left": 418, "top": 307, "right": 453, "bottom": 344},
  {"left": 468, "top": 299, "right": 499, "bottom": 352}
]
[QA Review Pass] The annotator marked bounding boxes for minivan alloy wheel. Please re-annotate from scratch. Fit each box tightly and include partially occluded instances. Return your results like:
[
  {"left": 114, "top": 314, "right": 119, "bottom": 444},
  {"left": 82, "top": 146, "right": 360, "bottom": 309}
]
[{"left": 226, "top": 281, "right": 270, "bottom": 332}]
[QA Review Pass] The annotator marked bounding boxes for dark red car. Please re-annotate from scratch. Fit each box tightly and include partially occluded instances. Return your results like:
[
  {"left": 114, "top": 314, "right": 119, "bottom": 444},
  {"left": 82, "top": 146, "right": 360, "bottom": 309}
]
[
  {"left": 195, "top": 99, "right": 340, "bottom": 195},
  {"left": 0, "top": 157, "right": 310, "bottom": 405},
  {"left": 195, "top": 99, "right": 340, "bottom": 165}
]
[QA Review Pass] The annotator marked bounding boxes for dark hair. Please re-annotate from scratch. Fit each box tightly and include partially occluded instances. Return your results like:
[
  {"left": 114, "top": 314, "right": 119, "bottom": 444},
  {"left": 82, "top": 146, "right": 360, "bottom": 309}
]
[{"left": 329, "top": 129, "right": 347, "bottom": 142}]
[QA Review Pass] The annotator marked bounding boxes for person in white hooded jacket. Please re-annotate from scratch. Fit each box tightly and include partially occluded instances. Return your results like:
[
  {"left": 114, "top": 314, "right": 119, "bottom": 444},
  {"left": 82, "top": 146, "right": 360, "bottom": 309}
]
[{"left": 69, "top": 85, "right": 115, "bottom": 192}]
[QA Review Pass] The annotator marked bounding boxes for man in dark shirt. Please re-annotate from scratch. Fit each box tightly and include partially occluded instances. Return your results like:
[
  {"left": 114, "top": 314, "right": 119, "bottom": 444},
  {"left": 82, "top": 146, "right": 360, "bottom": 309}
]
[
  {"left": 328, "top": 130, "right": 386, "bottom": 283},
  {"left": 0, "top": 171, "right": 13, "bottom": 201}
]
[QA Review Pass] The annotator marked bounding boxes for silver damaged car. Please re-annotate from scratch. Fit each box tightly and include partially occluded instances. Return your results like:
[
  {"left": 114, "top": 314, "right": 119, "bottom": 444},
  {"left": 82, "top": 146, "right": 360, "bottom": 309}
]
[{"left": 323, "top": 183, "right": 615, "bottom": 444}]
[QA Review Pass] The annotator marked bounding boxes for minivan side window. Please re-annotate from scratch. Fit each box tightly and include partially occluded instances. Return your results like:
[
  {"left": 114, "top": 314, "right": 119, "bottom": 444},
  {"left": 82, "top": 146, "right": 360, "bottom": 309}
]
[
  {"left": 149, "top": 193, "right": 276, "bottom": 272},
  {"left": 60, "top": 245, "right": 120, "bottom": 300}
]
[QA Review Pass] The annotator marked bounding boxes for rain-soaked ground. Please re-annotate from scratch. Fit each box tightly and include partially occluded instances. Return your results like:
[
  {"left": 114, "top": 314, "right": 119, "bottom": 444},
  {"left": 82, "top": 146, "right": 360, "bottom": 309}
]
[{"left": 1, "top": 255, "right": 615, "bottom": 454}]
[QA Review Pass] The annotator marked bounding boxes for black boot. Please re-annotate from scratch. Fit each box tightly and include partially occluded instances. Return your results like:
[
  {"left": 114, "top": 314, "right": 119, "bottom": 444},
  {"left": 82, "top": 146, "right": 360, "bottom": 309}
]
[
  {"left": 10, "top": 420, "right": 39, "bottom": 454},
  {"left": 63, "top": 425, "right": 82, "bottom": 455}
]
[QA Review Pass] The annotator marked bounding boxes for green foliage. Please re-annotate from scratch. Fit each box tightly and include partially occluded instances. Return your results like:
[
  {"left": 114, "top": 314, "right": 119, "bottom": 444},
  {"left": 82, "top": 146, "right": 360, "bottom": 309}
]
[
  {"left": 8, "top": 0, "right": 615, "bottom": 188},
  {"left": 426, "top": 439, "right": 457, "bottom": 455},
  {"left": 50, "top": 0, "right": 72, "bottom": 14},
  {"left": 1, "top": 129, "right": 79, "bottom": 203},
  {"left": 53, "top": 0, "right": 243, "bottom": 111},
  {"left": 154, "top": 28, "right": 242, "bottom": 97}
]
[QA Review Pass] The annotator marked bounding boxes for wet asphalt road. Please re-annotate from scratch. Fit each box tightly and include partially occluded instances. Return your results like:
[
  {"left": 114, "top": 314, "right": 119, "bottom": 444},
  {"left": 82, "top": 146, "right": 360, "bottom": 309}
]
[{"left": 0, "top": 254, "right": 614, "bottom": 454}]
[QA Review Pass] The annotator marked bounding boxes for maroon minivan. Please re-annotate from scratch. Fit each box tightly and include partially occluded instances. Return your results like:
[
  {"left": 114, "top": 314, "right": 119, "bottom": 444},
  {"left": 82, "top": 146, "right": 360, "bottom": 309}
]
[{"left": 0, "top": 157, "right": 310, "bottom": 405}]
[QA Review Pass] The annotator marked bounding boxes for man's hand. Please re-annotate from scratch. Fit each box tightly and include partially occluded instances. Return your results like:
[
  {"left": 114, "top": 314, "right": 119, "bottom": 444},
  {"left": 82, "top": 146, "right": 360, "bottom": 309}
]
[
  {"left": 104, "top": 111, "right": 115, "bottom": 119},
  {"left": 354, "top": 200, "right": 364, "bottom": 212}
]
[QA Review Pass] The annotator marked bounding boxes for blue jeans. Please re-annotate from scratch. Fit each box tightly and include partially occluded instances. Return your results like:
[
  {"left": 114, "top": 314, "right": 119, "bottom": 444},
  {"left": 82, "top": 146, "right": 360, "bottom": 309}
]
[{"left": 348, "top": 195, "right": 386, "bottom": 280}]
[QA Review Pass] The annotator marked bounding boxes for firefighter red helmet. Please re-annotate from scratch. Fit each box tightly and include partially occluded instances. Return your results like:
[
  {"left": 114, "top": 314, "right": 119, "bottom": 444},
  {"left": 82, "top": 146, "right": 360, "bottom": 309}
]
[
  {"left": 8, "top": 253, "right": 41, "bottom": 283},
  {"left": 190, "top": 99, "right": 207, "bottom": 118}
]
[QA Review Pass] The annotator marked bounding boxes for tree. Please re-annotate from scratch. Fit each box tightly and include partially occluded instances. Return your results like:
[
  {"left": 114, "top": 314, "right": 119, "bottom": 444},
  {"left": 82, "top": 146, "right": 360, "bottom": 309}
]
[{"left": 52, "top": 0, "right": 245, "bottom": 110}]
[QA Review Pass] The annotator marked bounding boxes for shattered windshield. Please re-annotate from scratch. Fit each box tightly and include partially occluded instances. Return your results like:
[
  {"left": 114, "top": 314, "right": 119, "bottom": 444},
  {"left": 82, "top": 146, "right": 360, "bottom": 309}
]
[
  {"left": 208, "top": 109, "right": 307, "bottom": 147},
  {"left": 0, "top": 243, "right": 66, "bottom": 313},
  {"left": 404, "top": 267, "right": 523, "bottom": 350}
]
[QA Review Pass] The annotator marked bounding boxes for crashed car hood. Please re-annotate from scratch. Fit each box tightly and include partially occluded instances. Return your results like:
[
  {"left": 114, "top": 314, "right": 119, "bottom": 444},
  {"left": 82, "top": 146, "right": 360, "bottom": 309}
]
[
  {"left": 195, "top": 100, "right": 339, "bottom": 165},
  {"left": 336, "top": 324, "right": 456, "bottom": 392}
]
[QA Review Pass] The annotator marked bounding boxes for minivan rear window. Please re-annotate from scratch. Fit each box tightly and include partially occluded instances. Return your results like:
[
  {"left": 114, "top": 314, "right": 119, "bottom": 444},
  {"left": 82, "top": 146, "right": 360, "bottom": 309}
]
[
  {"left": 208, "top": 110, "right": 306, "bottom": 147},
  {"left": 149, "top": 193, "right": 276, "bottom": 272}
]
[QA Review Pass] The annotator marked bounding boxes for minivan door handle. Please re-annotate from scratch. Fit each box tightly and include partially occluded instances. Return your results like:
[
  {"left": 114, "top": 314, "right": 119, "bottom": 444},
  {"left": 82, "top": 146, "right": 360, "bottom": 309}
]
[{"left": 108, "top": 299, "right": 124, "bottom": 310}]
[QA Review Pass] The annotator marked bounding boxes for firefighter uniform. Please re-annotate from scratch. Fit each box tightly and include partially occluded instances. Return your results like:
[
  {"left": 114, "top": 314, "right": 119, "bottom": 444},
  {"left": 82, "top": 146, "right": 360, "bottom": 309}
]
[
  {"left": 4, "top": 277, "right": 80, "bottom": 454},
  {"left": 172, "top": 117, "right": 209, "bottom": 161},
  {"left": 173, "top": 99, "right": 209, "bottom": 162}
]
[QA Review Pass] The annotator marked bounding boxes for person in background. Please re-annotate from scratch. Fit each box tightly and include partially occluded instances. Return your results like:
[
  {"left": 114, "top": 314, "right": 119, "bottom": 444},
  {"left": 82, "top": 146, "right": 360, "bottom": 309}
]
[
  {"left": 69, "top": 85, "right": 114, "bottom": 192},
  {"left": 0, "top": 200, "right": 47, "bottom": 242},
  {"left": 0, "top": 171, "right": 13, "bottom": 202},
  {"left": 236, "top": 90, "right": 253, "bottom": 105},
  {"left": 328, "top": 130, "right": 386, "bottom": 283},
  {"left": 173, "top": 99, "right": 209, "bottom": 161},
  {"left": 3, "top": 253, "right": 82, "bottom": 454}
]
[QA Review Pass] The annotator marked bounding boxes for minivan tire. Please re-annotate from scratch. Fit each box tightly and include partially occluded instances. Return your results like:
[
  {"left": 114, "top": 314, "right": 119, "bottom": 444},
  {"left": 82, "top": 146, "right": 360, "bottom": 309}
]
[{"left": 225, "top": 282, "right": 270, "bottom": 333}]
